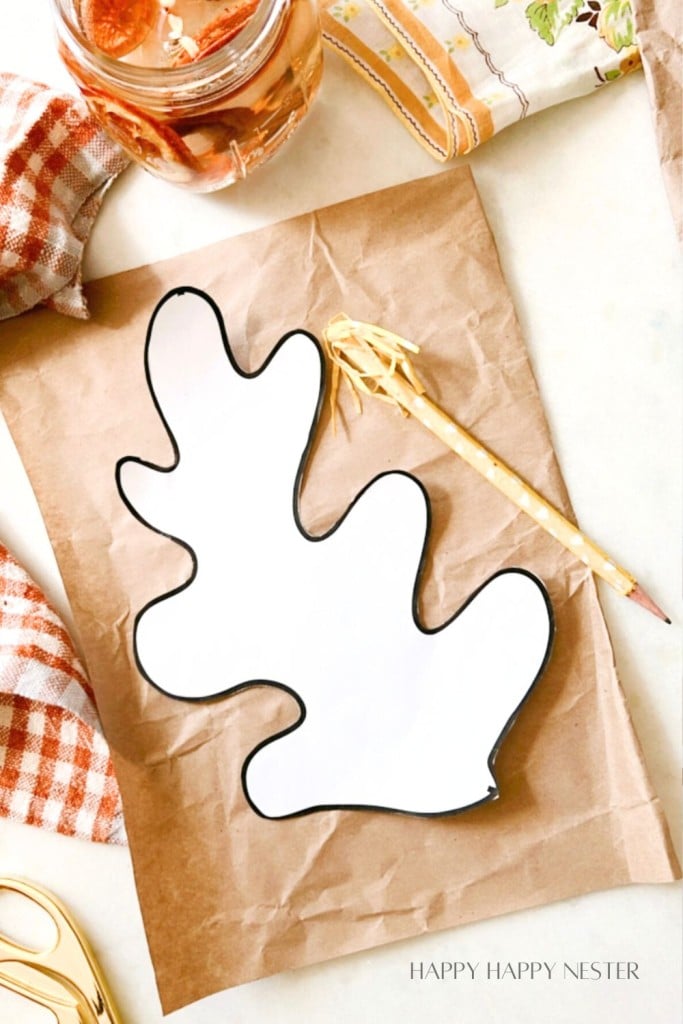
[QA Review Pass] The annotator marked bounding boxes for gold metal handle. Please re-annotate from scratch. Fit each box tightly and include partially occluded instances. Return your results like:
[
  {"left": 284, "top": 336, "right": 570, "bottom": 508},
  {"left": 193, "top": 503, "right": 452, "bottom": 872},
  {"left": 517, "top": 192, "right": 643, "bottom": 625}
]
[
  {"left": 0, "top": 878, "right": 123, "bottom": 1024},
  {"left": 0, "top": 961, "right": 82, "bottom": 1024}
]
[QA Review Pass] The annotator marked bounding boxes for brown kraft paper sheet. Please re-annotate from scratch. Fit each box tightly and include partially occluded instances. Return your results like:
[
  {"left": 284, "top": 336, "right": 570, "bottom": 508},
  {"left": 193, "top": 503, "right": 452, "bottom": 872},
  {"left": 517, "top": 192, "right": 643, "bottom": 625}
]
[
  {"left": 632, "top": 0, "right": 683, "bottom": 240},
  {"left": 0, "top": 168, "right": 678, "bottom": 1013}
]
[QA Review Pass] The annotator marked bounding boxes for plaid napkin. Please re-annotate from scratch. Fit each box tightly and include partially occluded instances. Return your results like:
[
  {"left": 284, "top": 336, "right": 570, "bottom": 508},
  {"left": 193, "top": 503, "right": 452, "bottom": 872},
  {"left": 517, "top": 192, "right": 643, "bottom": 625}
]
[
  {"left": 0, "top": 543, "right": 125, "bottom": 844},
  {"left": 0, "top": 73, "right": 129, "bottom": 321},
  {"left": 322, "top": 0, "right": 641, "bottom": 159}
]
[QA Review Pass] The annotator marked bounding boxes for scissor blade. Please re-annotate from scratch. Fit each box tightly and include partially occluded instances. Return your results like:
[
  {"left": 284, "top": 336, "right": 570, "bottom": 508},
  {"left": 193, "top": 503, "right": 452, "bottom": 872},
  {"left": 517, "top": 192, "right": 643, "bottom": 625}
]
[{"left": 0, "top": 960, "right": 84, "bottom": 1022}]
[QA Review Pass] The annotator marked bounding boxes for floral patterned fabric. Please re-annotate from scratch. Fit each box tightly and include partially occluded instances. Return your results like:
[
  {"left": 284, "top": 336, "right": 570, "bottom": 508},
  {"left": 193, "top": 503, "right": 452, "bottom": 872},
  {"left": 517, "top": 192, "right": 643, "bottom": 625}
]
[{"left": 321, "top": 0, "right": 641, "bottom": 159}]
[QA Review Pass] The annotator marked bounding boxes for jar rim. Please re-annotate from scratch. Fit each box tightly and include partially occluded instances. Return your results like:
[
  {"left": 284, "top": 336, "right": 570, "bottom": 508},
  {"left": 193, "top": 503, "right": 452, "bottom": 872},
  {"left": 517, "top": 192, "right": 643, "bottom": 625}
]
[{"left": 50, "top": 0, "right": 288, "bottom": 92}]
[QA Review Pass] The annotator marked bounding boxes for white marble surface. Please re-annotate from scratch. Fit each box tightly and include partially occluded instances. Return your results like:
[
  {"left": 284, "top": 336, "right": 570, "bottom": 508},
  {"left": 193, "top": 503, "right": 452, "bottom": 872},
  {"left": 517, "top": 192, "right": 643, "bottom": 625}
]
[{"left": 0, "top": 3, "right": 681, "bottom": 1021}]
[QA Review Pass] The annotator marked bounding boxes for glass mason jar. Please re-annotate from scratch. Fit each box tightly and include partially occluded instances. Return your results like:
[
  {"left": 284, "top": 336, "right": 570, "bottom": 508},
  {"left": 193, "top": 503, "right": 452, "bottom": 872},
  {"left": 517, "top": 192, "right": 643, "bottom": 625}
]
[{"left": 51, "top": 0, "right": 323, "bottom": 192}]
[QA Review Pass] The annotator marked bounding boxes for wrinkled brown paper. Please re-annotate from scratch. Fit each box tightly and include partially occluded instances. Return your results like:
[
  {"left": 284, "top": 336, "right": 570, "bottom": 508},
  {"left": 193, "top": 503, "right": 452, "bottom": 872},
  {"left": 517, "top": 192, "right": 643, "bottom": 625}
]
[
  {"left": 0, "top": 169, "right": 678, "bottom": 1013},
  {"left": 632, "top": 0, "right": 682, "bottom": 240}
]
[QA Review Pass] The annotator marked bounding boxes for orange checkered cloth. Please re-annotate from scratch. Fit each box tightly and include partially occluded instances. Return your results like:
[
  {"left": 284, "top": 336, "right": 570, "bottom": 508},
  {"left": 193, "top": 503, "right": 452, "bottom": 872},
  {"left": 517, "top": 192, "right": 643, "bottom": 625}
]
[
  {"left": 0, "top": 72, "right": 129, "bottom": 321},
  {"left": 0, "top": 543, "right": 125, "bottom": 844}
]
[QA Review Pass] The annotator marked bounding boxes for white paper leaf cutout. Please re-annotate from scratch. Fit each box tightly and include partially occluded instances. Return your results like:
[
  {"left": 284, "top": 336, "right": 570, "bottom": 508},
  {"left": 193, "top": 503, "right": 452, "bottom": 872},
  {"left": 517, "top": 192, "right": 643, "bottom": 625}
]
[{"left": 117, "top": 289, "right": 553, "bottom": 819}]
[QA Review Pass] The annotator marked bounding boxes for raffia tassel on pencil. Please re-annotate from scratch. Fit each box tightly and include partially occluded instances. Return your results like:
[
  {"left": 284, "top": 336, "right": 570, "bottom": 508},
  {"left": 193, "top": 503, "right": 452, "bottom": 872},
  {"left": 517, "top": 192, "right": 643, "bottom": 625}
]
[{"left": 322, "top": 314, "right": 670, "bottom": 624}]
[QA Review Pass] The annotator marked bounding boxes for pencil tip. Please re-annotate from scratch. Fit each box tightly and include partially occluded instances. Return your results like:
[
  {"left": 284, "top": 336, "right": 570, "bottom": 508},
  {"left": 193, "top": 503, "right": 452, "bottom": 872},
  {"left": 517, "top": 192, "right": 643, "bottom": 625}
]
[{"left": 628, "top": 583, "right": 671, "bottom": 623}]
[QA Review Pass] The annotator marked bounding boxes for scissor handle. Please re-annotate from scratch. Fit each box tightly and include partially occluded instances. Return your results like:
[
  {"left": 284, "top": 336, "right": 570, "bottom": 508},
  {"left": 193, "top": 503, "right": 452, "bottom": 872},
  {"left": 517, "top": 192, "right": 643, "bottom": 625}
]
[
  {"left": 0, "top": 877, "right": 123, "bottom": 1024},
  {"left": 0, "top": 962, "right": 82, "bottom": 1024},
  {"left": 0, "top": 877, "right": 75, "bottom": 968},
  {"left": 0, "top": 877, "right": 62, "bottom": 962}
]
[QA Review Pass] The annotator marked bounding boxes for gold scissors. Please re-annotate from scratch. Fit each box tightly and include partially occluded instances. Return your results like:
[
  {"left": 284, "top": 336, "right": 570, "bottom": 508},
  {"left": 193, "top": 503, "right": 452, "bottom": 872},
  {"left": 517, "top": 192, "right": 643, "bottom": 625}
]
[{"left": 0, "top": 876, "right": 122, "bottom": 1023}]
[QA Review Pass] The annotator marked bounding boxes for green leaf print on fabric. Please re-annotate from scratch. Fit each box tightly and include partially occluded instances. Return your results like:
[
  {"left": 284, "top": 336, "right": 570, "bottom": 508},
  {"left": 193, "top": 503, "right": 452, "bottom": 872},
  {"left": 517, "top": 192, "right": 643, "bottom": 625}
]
[
  {"left": 525, "top": 0, "right": 585, "bottom": 45},
  {"left": 515, "top": 0, "right": 638, "bottom": 51},
  {"left": 597, "top": 0, "right": 636, "bottom": 50}
]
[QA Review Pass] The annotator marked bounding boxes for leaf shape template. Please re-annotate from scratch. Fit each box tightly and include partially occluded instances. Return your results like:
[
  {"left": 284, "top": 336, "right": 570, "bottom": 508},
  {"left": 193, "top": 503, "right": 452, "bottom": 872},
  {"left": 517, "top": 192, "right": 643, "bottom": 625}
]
[{"left": 117, "top": 289, "right": 554, "bottom": 819}]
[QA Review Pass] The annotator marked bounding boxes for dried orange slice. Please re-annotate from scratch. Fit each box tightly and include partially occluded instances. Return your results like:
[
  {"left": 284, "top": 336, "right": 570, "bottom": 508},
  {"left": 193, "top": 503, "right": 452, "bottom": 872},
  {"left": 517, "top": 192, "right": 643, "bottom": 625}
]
[
  {"left": 82, "top": 87, "right": 199, "bottom": 172},
  {"left": 172, "top": 0, "right": 261, "bottom": 66},
  {"left": 79, "top": 0, "right": 159, "bottom": 58}
]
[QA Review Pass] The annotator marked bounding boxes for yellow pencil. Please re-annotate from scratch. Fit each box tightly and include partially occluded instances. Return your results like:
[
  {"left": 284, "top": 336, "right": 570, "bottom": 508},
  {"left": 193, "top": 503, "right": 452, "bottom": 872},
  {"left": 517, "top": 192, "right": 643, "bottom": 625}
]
[{"left": 322, "top": 314, "right": 670, "bottom": 624}]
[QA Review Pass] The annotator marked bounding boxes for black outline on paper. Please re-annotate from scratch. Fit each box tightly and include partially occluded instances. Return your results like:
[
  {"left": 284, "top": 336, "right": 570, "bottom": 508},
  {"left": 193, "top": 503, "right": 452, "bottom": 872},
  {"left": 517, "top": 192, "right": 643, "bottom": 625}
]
[{"left": 115, "top": 286, "right": 555, "bottom": 821}]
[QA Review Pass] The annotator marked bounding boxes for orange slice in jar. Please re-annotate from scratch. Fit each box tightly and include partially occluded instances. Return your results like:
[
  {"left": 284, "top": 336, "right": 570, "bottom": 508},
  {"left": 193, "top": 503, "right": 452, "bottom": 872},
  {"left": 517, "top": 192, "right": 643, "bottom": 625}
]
[
  {"left": 82, "top": 87, "right": 199, "bottom": 171},
  {"left": 172, "top": 0, "right": 261, "bottom": 66},
  {"left": 79, "top": 0, "right": 159, "bottom": 58}
]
